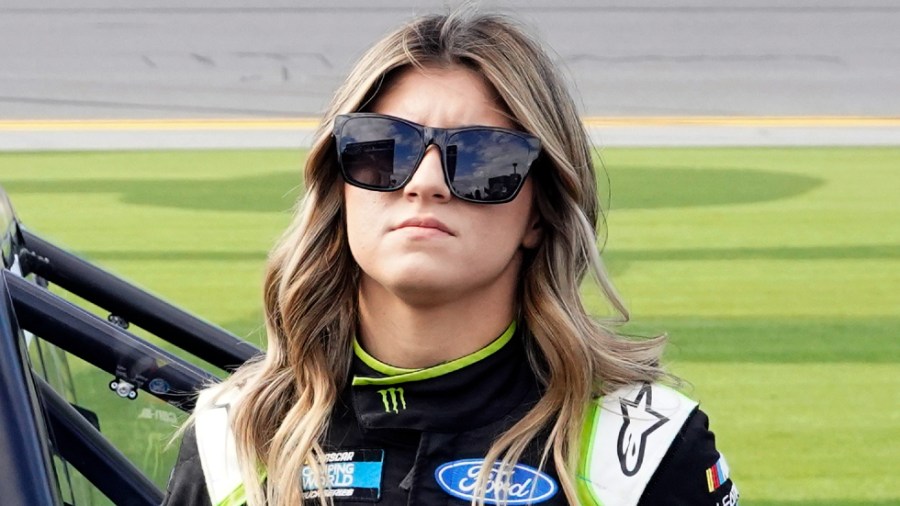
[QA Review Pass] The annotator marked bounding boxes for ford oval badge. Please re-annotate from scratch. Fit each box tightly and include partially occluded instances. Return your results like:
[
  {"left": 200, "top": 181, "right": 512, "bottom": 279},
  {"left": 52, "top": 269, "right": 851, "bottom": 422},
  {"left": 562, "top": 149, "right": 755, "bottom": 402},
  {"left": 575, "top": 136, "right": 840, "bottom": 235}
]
[{"left": 435, "top": 459, "right": 558, "bottom": 504}]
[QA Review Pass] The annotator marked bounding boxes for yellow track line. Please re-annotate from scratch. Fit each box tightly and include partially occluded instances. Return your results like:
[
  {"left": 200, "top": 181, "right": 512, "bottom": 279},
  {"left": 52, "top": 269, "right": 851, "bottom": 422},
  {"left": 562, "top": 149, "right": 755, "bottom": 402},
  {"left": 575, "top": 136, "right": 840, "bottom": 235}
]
[
  {"left": 0, "top": 116, "right": 899, "bottom": 131},
  {"left": 582, "top": 116, "right": 900, "bottom": 127},
  {"left": 0, "top": 118, "right": 321, "bottom": 131}
]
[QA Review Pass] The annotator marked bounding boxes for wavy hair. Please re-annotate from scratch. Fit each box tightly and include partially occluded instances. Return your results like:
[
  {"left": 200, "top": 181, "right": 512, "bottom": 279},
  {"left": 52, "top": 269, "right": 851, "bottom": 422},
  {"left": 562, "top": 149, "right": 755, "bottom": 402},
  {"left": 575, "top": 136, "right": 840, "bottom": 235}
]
[{"left": 198, "top": 9, "right": 667, "bottom": 505}]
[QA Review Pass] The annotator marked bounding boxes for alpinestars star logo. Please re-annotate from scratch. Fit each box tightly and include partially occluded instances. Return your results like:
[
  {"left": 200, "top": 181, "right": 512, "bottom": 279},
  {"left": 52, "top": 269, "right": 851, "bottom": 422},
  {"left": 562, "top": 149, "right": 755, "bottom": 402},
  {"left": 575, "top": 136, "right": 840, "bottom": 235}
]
[{"left": 617, "top": 384, "right": 669, "bottom": 476}]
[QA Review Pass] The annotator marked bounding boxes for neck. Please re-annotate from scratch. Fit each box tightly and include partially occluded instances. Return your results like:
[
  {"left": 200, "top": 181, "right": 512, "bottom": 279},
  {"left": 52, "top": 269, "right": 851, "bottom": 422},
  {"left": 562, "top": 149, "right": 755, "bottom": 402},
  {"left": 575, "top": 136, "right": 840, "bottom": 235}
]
[{"left": 356, "top": 278, "right": 517, "bottom": 369}]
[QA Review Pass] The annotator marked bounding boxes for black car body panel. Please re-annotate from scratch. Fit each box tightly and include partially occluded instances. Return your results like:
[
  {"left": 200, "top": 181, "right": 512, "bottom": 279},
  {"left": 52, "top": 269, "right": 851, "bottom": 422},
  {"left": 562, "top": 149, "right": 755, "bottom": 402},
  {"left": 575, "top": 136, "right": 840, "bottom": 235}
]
[{"left": 0, "top": 185, "right": 261, "bottom": 505}]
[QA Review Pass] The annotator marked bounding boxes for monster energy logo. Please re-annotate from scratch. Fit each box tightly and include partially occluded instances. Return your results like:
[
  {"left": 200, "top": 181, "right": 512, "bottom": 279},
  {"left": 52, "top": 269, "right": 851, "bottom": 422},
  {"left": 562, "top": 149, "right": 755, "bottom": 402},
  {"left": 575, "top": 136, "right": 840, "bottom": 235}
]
[{"left": 376, "top": 387, "right": 407, "bottom": 414}]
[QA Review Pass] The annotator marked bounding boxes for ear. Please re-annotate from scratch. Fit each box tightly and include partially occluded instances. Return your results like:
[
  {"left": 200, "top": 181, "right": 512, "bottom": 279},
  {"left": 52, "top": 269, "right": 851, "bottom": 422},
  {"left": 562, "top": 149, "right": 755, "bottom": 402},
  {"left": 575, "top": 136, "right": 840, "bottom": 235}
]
[{"left": 521, "top": 206, "right": 543, "bottom": 249}]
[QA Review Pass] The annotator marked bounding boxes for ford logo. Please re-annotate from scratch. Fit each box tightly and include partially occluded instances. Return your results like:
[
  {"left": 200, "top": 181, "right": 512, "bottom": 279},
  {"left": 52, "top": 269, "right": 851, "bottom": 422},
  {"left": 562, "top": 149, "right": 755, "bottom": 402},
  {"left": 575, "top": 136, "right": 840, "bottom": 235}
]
[{"left": 435, "top": 459, "right": 558, "bottom": 504}]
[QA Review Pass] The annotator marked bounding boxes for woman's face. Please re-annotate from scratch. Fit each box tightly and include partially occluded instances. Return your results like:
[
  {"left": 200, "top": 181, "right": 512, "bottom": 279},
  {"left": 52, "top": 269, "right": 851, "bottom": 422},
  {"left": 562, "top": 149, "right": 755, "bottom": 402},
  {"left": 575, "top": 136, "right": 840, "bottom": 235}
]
[{"left": 343, "top": 65, "right": 542, "bottom": 306}]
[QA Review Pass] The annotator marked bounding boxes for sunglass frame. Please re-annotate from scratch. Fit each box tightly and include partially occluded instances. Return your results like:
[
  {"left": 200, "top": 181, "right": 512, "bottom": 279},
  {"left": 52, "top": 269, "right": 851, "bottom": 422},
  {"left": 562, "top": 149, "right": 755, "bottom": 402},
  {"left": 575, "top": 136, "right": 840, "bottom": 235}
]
[{"left": 332, "top": 112, "right": 542, "bottom": 204}]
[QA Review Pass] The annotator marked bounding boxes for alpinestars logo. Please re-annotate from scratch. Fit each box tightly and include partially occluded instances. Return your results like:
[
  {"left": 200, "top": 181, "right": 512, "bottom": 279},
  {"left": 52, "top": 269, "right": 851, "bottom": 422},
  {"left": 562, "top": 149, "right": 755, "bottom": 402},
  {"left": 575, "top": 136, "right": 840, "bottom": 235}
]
[
  {"left": 376, "top": 387, "right": 406, "bottom": 414},
  {"left": 617, "top": 384, "right": 669, "bottom": 476}
]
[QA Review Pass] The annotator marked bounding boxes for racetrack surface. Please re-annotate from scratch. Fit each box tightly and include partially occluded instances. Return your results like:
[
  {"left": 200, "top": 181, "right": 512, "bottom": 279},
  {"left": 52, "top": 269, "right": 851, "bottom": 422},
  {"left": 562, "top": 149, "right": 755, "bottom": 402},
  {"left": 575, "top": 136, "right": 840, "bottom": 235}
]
[{"left": 1, "top": 0, "right": 899, "bottom": 148}]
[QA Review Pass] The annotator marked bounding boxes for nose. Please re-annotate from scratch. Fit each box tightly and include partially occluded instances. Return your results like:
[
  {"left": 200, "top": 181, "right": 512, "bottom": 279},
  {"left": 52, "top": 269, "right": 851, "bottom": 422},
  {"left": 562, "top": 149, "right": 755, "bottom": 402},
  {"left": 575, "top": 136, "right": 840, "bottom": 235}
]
[{"left": 403, "top": 145, "right": 451, "bottom": 202}]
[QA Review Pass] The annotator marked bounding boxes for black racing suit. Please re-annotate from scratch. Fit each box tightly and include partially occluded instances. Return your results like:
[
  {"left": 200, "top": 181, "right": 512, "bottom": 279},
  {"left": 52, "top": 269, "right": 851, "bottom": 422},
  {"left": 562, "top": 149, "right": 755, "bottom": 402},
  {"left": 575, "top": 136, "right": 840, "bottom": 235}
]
[{"left": 163, "top": 331, "right": 738, "bottom": 505}]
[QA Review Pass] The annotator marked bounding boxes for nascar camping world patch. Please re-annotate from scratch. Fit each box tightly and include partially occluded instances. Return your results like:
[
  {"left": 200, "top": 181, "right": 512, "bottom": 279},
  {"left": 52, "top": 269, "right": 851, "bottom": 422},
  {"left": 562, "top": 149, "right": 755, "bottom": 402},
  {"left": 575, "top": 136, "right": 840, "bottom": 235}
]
[{"left": 301, "top": 449, "right": 384, "bottom": 502}]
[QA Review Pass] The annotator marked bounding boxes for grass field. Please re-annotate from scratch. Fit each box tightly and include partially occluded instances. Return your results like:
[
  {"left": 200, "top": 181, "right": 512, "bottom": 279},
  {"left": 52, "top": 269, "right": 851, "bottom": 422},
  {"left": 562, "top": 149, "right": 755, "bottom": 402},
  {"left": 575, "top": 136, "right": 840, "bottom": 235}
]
[{"left": 2, "top": 147, "right": 898, "bottom": 505}]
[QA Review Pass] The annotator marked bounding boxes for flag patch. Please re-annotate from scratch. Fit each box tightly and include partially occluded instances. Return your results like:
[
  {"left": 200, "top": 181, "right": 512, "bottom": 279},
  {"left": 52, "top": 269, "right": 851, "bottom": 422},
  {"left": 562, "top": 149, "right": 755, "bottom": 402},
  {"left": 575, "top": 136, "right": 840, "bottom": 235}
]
[{"left": 706, "top": 455, "right": 731, "bottom": 492}]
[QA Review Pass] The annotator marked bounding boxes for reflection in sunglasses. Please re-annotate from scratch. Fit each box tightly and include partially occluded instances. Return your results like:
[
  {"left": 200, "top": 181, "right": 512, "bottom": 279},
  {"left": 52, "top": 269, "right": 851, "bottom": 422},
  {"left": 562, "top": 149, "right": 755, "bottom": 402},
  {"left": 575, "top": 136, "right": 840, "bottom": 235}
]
[{"left": 344, "top": 139, "right": 397, "bottom": 187}]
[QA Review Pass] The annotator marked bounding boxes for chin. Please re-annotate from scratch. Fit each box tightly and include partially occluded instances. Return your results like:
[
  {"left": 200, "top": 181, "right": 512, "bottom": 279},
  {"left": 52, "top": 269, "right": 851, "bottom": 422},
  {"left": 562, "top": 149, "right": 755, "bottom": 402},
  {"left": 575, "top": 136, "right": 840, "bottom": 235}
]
[
  {"left": 388, "top": 276, "right": 460, "bottom": 304},
  {"left": 360, "top": 261, "right": 514, "bottom": 307}
]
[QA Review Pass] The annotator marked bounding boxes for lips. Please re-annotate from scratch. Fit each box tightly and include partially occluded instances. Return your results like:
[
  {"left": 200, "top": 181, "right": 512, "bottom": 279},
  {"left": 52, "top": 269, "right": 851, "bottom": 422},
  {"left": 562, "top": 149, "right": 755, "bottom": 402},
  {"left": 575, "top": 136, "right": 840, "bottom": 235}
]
[{"left": 393, "top": 217, "right": 454, "bottom": 235}]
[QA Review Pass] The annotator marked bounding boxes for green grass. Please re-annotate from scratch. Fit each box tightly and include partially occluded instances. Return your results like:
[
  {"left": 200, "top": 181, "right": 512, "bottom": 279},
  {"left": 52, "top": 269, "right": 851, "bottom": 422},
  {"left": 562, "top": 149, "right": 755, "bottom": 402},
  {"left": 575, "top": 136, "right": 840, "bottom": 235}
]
[
  {"left": 2, "top": 147, "right": 898, "bottom": 504},
  {"left": 681, "top": 363, "right": 898, "bottom": 504}
]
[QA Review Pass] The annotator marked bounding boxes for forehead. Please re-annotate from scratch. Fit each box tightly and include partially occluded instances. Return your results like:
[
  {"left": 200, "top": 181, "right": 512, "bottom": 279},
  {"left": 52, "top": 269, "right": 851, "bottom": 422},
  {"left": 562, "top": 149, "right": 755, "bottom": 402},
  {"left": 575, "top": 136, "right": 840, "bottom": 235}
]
[{"left": 369, "top": 64, "right": 514, "bottom": 130}]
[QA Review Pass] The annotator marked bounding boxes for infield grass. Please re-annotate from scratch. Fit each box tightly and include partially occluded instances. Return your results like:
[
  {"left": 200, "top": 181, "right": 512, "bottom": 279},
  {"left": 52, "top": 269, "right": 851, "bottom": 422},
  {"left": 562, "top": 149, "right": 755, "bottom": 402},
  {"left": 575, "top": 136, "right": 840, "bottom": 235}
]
[{"left": 2, "top": 147, "right": 898, "bottom": 505}]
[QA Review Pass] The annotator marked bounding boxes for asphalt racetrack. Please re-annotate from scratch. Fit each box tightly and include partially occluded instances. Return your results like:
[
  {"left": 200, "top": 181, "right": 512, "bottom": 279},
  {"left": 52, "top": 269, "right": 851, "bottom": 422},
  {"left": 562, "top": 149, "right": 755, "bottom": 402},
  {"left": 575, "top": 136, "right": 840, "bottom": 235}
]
[{"left": 1, "top": 0, "right": 899, "bottom": 148}]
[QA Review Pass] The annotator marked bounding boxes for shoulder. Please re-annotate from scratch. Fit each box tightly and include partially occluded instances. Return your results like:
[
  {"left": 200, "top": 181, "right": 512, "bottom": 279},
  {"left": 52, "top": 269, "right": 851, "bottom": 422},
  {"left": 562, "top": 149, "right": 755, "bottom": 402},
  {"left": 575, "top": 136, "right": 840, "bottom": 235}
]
[
  {"left": 162, "top": 425, "right": 212, "bottom": 506},
  {"left": 163, "top": 384, "right": 245, "bottom": 506},
  {"left": 577, "top": 383, "right": 738, "bottom": 506},
  {"left": 191, "top": 384, "right": 250, "bottom": 505},
  {"left": 195, "top": 381, "right": 244, "bottom": 413},
  {"left": 639, "top": 407, "right": 739, "bottom": 505}
]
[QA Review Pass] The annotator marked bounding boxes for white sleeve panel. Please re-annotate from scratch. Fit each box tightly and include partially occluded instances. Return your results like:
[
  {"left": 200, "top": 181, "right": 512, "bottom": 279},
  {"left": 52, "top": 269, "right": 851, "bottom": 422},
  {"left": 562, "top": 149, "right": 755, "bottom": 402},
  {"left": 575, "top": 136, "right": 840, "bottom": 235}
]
[
  {"left": 194, "top": 390, "right": 245, "bottom": 506},
  {"left": 581, "top": 383, "right": 698, "bottom": 506}
]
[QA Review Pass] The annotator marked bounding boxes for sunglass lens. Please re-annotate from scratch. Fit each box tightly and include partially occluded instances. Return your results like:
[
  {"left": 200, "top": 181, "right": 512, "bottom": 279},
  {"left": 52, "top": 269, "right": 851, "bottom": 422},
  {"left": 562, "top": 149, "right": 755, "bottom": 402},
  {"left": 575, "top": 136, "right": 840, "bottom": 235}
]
[
  {"left": 446, "top": 131, "right": 533, "bottom": 202},
  {"left": 338, "top": 117, "right": 422, "bottom": 190}
]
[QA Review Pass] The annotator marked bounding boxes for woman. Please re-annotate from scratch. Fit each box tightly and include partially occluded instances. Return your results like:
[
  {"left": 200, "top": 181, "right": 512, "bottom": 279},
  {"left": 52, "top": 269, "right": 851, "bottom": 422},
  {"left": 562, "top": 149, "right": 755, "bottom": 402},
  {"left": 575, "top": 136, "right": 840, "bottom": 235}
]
[{"left": 164, "top": 10, "right": 738, "bottom": 506}]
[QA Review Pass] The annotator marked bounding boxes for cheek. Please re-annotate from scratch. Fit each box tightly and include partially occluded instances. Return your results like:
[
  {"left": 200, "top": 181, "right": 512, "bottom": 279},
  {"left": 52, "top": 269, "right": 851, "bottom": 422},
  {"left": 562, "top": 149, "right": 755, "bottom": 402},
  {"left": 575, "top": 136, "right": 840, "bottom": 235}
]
[
  {"left": 343, "top": 186, "right": 374, "bottom": 253},
  {"left": 344, "top": 185, "right": 391, "bottom": 261},
  {"left": 498, "top": 182, "right": 538, "bottom": 246},
  {"left": 464, "top": 194, "right": 535, "bottom": 263},
  {"left": 344, "top": 184, "right": 378, "bottom": 221}
]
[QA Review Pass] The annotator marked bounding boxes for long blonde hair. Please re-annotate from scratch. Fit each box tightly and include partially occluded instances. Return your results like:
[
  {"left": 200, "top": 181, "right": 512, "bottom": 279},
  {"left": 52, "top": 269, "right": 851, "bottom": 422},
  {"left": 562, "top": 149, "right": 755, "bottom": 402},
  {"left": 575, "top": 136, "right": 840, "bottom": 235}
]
[{"left": 202, "top": 10, "right": 666, "bottom": 505}]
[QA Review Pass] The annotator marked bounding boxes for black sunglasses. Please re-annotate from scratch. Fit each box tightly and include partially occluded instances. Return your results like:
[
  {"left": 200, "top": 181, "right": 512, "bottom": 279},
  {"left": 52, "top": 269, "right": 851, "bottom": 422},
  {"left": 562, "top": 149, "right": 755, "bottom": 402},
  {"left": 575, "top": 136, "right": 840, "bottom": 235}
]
[{"left": 332, "top": 113, "right": 542, "bottom": 204}]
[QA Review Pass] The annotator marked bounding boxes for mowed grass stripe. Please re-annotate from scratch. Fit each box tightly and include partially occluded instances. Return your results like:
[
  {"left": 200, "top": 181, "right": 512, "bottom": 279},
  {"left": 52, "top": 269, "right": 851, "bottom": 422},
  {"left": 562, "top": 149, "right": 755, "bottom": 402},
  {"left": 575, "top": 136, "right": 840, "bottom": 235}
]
[
  {"left": 607, "top": 245, "right": 899, "bottom": 261},
  {"left": 49, "top": 244, "right": 900, "bottom": 262},
  {"left": 625, "top": 316, "right": 900, "bottom": 363},
  {"left": 589, "top": 258, "right": 899, "bottom": 317},
  {"left": 600, "top": 147, "right": 900, "bottom": 249},
  {"left": 677, "top": 362, "right": 899, "bottom": 504}
]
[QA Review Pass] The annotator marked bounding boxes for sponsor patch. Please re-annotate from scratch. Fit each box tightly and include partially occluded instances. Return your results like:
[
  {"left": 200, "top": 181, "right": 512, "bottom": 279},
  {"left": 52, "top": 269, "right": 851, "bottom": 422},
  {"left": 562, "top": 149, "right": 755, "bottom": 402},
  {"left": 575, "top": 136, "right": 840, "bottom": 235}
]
[
  {"left": 435, "top": 459, "right": 557, "bottom": 505},
  {"left": 706, "top": 455, "right": 731, "bottom": 492},
  {"left": 301, "top": 449, "right": 383, "bottom": 502},
  {"left": 148, "top": 377, "right": 170, "bottom": 394},
  {"left": 716, "top": 483, "right": 740, "bottom": 506},
  {"left": 617, "top": 383, "right": 669, "bottom": 476}
]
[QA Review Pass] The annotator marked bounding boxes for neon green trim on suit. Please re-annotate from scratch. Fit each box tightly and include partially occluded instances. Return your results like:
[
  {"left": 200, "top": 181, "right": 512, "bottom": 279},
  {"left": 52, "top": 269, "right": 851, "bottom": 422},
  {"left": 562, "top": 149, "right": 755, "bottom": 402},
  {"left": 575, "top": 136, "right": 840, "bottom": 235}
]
[
  {"left": 216, "top": 484, "right": 247, "bottom": 506},
  {"left": 351, "top": 321, "right": 516, "bottom": 386},
  {"left": 215, "top": 466, "right": 266, "bottom": 506},
  {"left": 576, "top": 400, "right": 603, "bottom": 506},
  {"left": 353, "top": 339, "right": 419, "bottom": 375}
]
